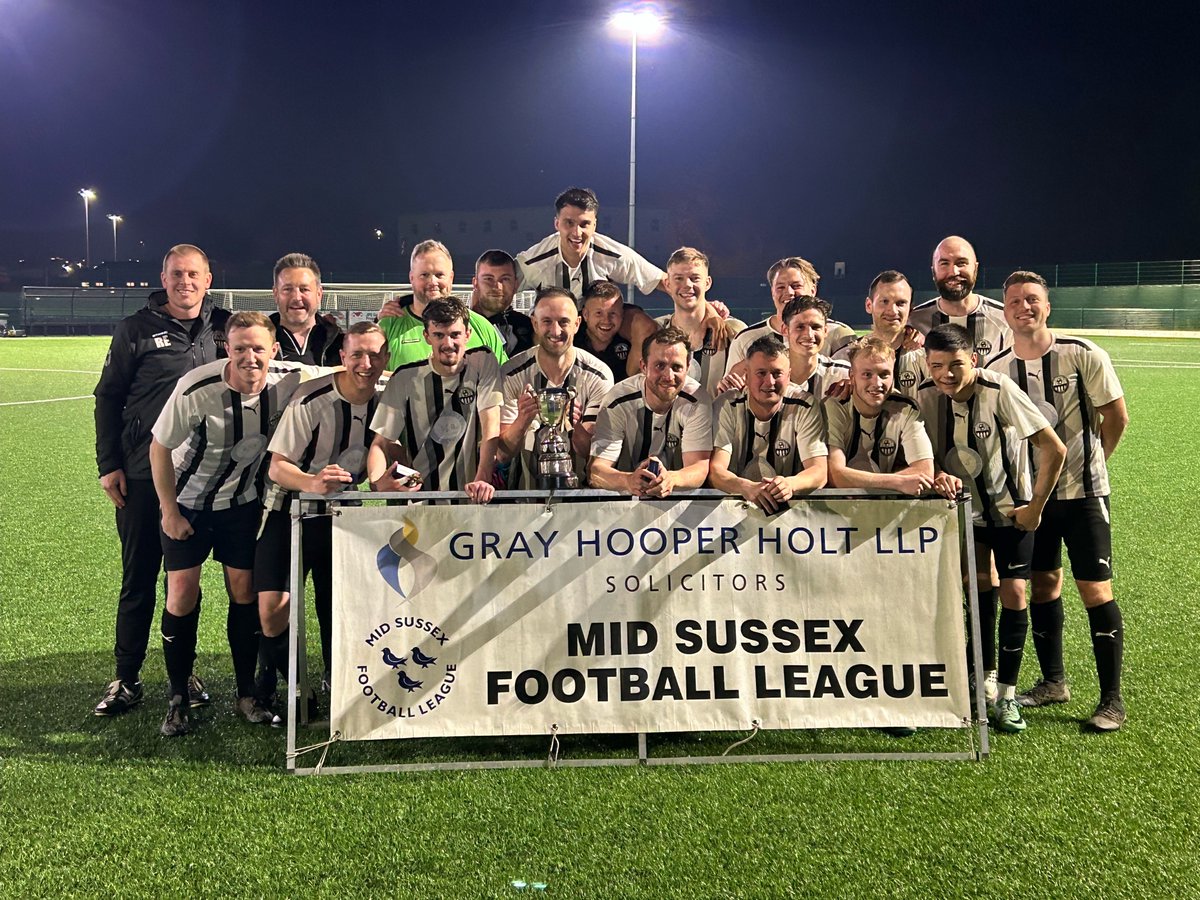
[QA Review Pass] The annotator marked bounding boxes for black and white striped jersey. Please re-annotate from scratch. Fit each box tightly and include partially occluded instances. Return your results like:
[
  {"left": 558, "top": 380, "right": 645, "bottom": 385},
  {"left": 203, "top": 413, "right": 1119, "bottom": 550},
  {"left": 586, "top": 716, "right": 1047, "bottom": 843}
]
[
  {"left": 824, "top": 393, "right": 933, "bottom": 474},
  {"left": 986, "top": 335, "right": 1122, "bottom": 500},
  {"left": 916, "top": 368, "right": 1050, "bottom": 525},
  {"left": 263, "top": 372, "right": 387, "bottom": 511},
  {"left": 713, "top": 383, "right": 827, "bottom": 479},
  {"left": 152, "top": 359, "right": 303, "bottom": 511},
  {"left": 793, "top": 356, "right": 851, "bottom": 405},
  {"left": 370, "top": 348, "right": 502, "bottom": 491},
  {"left": 908, "top": 294, "right": 1011, "bottom": 365},
  {"left": 515, "top": 232, "right": 665, "bottom": 298},
  {"left": 590, "top": 375, "right": 713, "bottom": 472},
  {"left": 499, "top": 347, "right": 614, "bottom": 489}
]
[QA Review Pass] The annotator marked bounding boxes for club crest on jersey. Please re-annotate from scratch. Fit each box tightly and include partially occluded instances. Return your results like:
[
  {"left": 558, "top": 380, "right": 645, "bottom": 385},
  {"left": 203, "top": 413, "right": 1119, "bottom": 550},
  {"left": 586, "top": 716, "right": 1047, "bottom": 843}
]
[
  {"left": 898, "top": 371, "right": 917, "bottom": 389},
  {"left": 878, "top": 437, "right": 897, "bottom": 457},
  {"left": 152, "top": 331, "right": 171, "bottom": 350},
  {"left": 454, "top": 385, "right": 477, "bottom": 406},
  {"left": 615, "top": 341, "right": 630, "bottom": 361},
  {"left": 1052, "top": 375, "right": 1071, "bottom": 394},
  {"left": 973, "top": 422, "right": 992, "bottom": 440},
  {"left": 773, "top": 439, "right": 791, "bottom": 459},
  {"left": 664, "top": 432, "right": 681, "bottom": 449},
  {"left": 975, "top": 339, "right": 992, "bottom": 356}
]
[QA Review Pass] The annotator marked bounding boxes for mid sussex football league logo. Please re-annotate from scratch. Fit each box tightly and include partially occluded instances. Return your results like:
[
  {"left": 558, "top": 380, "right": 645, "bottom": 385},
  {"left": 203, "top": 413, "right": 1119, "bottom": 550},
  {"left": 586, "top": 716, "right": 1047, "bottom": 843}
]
[
  {"left": 376, "top": 517, "right": 438, "bottom": 600},
  {"left": 356, "top": 617, "right": 458, "bottom": 721}
]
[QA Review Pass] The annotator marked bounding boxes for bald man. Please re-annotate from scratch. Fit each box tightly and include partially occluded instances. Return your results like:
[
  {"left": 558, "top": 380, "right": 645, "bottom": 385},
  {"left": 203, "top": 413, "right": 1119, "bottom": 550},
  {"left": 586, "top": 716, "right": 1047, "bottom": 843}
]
[{"left": 909, "top": 235, "right": 1011, "bottom": 366}]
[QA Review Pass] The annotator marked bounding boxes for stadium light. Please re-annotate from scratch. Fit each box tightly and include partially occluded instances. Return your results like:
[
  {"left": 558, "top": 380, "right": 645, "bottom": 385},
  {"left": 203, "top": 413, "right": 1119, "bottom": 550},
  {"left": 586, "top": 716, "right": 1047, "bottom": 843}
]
[
  {"left": 107, "top": 214, "right": 122, "bottom": 259},
  {"left": 79, "top": 188, "right": 96, "bottom": 269},
  {"left": 374, "top": 228, "right": 384, "bottom": 240},
  {"left": 608, "top": 5, "right": 666, "bottom": 255}
]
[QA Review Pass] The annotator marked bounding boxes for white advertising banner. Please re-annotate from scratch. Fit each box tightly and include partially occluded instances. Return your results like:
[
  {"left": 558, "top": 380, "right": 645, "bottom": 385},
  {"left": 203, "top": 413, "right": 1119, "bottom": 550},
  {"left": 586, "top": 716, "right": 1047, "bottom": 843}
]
[{"left": 330, "top": 497, "right": 970, "bottom": 740}]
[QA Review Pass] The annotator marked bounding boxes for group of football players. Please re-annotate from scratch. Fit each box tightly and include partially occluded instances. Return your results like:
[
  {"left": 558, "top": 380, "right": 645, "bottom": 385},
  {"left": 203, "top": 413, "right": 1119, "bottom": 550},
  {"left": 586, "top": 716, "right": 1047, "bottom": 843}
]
[{"left": 91, "top": 187, "right": 1128, "bottom": 738}]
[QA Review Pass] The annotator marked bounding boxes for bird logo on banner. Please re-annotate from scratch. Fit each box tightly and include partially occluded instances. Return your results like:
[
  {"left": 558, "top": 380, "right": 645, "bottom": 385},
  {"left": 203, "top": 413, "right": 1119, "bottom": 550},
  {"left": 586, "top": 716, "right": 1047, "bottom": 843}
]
[
  {"left": 411, "top": 647, "right": 438, "bottom": 668},
  {"left": 397, "top": 671, "right": 424, "bottom": 692},
  {"left": 381, "top": 648, "right": 407, "bottom": 669}
]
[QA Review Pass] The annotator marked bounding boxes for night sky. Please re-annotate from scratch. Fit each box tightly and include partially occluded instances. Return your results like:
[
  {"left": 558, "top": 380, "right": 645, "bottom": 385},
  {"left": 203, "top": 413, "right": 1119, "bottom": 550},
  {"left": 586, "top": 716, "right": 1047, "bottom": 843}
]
[{"left": 2, "top": 0, "right": 1197, "bottom": 283}]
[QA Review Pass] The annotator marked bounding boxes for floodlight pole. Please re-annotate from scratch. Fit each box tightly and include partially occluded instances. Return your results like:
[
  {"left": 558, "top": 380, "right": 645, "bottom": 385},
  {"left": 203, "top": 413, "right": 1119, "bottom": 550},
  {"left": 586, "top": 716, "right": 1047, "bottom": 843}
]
[
  {"left": 627, "top": 29, "right": 638, "bottom": 253},
  {"left": 108, "top": 214, "right": 122, "bottom": 259},
  {"left": 79, "top": 188, "right": 96, "bottom": 269}
]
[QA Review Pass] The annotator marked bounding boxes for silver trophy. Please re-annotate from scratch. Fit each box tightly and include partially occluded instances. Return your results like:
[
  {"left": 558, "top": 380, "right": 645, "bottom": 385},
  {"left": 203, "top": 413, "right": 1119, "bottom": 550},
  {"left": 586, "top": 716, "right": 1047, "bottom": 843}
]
[{"left": 533, "top": 386, "right": 579, "bottom": 489}]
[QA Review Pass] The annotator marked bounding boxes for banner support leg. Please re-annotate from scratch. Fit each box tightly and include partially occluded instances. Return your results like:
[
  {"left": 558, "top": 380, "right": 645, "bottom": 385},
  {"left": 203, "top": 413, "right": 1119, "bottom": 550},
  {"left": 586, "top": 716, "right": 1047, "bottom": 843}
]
[{"left": 959, "top": 495, "right": 990, "bottom": 761}]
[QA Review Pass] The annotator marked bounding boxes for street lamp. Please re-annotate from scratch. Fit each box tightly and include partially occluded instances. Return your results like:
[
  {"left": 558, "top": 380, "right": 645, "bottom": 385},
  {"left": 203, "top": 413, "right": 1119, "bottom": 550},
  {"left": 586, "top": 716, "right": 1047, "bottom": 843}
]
[
  {"left": 608, "top": 5, "right": 665, "bottom": 252},
  {"left": 79, "top": 188, "right": 97, "bottom": 268},
  {"left": 107, "top": 214, "right": 123, "bottom": 259}
]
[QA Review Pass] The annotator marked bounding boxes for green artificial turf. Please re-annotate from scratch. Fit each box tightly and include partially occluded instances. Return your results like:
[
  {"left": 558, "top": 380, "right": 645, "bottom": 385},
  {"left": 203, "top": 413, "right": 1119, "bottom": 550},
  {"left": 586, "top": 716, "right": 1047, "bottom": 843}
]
[{"left": 0, "top": 335, "right": 1196, "bottom": 898}]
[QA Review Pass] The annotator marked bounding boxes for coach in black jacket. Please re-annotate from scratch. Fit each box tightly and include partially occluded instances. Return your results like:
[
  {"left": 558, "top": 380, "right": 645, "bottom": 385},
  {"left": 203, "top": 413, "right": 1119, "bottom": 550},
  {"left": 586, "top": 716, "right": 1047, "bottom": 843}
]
[
  {"left": 268, "top": 252, "right": 343, "bottom": 366},
  {"left": 92, "top": 243, "right": 230, "bottom": 716}
]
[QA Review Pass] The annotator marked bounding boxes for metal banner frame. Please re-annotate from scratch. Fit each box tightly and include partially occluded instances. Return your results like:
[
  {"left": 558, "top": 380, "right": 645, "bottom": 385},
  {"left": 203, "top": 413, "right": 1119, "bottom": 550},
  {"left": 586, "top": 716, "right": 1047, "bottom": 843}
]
[{"left": 285, "top": 489, "right": 989, "bottom": 775}]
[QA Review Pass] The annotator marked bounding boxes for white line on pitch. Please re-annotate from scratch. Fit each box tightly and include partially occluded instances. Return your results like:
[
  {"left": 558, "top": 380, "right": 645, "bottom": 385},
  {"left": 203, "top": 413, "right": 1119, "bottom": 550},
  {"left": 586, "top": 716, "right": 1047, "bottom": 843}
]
[
  {"left": 1113, "top": 362, "right": 1200, "bottom": 369},
  {"left": 0, "top": 367, "right": 101, "bottom": 375},
  {"left": 0, "top": 395, "right": 93, "bottom": 407}
]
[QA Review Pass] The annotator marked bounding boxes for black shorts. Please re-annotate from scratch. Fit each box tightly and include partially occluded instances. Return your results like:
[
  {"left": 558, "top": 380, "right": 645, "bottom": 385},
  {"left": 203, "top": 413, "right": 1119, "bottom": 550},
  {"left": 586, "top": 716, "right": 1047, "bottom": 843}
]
[
  {"left": 1032, "top": 496, "right": 1113, "bottom": 582},
  {"left": 974, "top": 523, "right": 1034, "bottom": 580},
  {"left": 161, "top": 502, "right": 263, "bottom": 572},
  {"left": 253, "top": 507, "right": 332, "bottom": 593}
]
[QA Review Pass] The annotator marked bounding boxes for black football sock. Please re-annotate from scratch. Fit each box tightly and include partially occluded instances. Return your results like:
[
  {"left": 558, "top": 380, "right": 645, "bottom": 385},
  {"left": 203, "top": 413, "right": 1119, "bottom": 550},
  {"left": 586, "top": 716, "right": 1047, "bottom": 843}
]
[
  {"left": 255, "top": 631, "right": 277, "bottom": 702},
  {"left": 162, "top": 608, "right": 197, "bottom": 702},
  {"left": 966, "top": 588, "right": 999, "bottom": 673},
  {"left": 1029, "top": 597, "right": 1066, "bottom": 683},
  {"left": 997, "top": 607, "right": 1028, "bottom": 689},
  {"left": 227, "top": 602, "right": 261, "bottom": 699},
  {"left": 270, "top": 630, "right": 291, "bottom": 687},
  {"left": 1088, "top": 601, "right": 1124, "bottom": 698}
]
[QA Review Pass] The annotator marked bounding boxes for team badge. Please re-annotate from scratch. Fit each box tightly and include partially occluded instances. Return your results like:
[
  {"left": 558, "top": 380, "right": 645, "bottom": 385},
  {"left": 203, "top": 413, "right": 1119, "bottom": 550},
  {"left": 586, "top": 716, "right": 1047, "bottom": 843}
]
[
  {"left": 878, "top": 437, "right": 897, "bottom": 457},
  {"left": 975, "top": 339, "right": 993, "bottom": 356},
  {"left": 898, "top": 371, "right": 916, "bottom": 389},
  {"left": 1052, "top": 375, "right": 1071, "bottom": 394},
  {"left": 615, "top": 341, "right": 630, "bottom": 361},
  {"left": 773, "top": 439, "right": 791, "bottom": 459},
  {"left": 454, "top": 385, "right": 477, "bottom": 406},
  {"left": 230, "top": 433, "right": 268, "bottom": 462},
  {"left": 973, "top": 422, "right": 992, "bottom": 440},
  {"left": 355, "top": 618, "right": 457, "bottom": 721}
]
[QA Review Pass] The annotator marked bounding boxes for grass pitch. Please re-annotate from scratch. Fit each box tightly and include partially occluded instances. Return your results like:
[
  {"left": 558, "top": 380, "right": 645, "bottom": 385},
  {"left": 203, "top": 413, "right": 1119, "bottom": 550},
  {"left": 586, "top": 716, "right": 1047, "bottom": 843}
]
[{"left": 1, "top": 335, "right": 1197, "bottom": 898}]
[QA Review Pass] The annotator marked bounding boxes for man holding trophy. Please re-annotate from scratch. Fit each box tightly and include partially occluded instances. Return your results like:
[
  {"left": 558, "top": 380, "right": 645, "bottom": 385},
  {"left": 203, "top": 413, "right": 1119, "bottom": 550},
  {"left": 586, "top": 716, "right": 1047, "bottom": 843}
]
[{"left": 498, "top": 288, "right": 615, "bottom": 489}]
